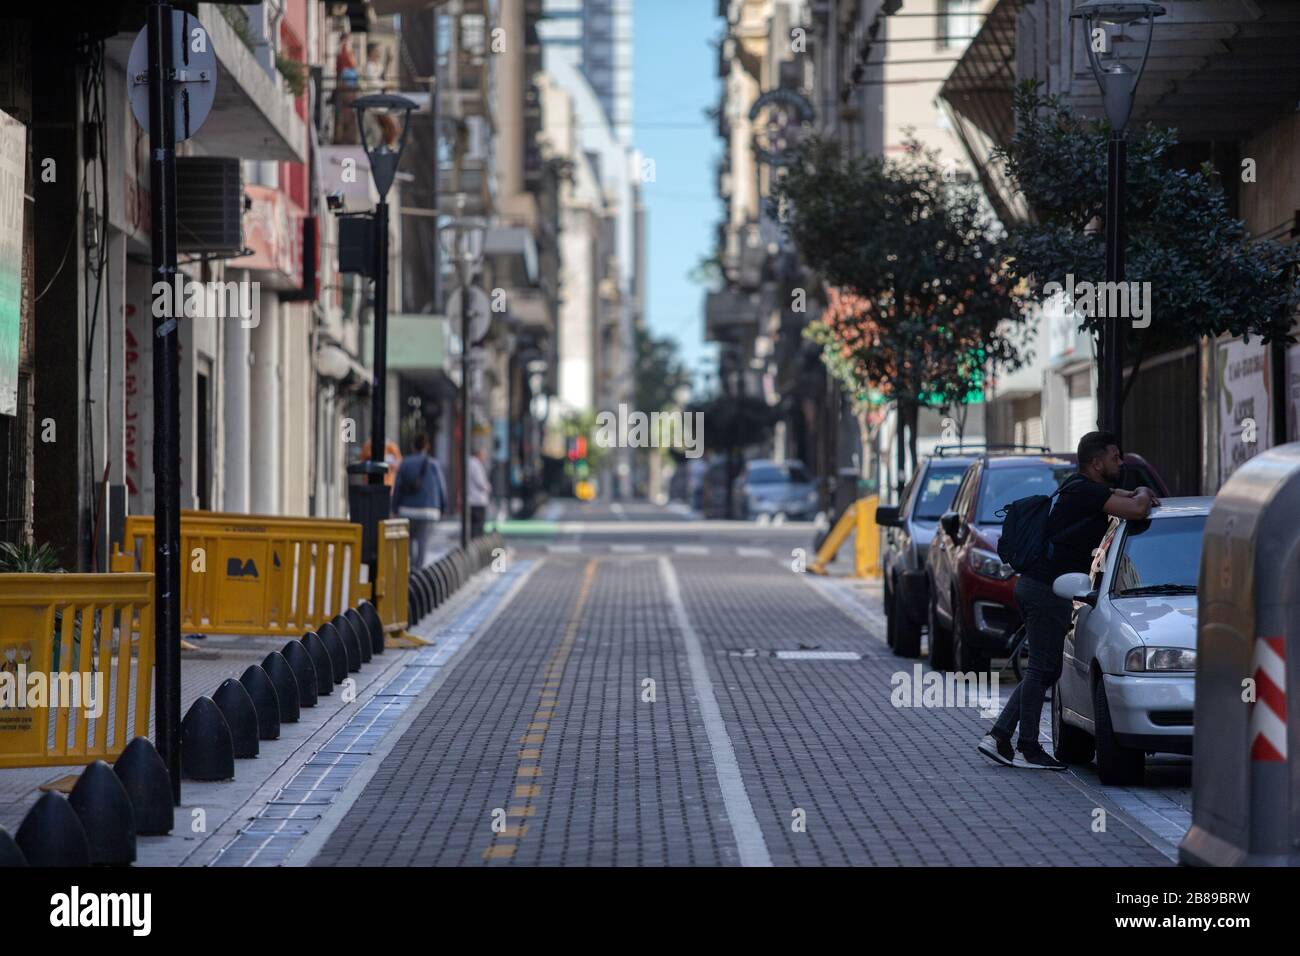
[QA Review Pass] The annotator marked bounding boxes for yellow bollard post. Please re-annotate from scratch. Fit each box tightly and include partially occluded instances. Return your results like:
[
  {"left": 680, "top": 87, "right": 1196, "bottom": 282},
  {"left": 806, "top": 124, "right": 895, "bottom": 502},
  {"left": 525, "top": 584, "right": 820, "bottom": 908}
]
[
  {"left": 854, "top": 494, "right": 881, "bottom": 578},
  {"left": 808, "top": 500, "right": 857, "bottom": 575}
]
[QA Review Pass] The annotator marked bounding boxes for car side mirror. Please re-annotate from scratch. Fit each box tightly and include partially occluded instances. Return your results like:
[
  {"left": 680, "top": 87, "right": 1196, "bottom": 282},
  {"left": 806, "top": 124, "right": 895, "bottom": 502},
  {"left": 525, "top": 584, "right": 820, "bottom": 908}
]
[
  {"left": 875, "top": 505, "right": 901, "bottom": 528},
  {"left": 1053, "top": 572, "right": 1097, "bottom": 606},
  {"left": 939, "top": 511, "right": 962, "bottom": 541}
]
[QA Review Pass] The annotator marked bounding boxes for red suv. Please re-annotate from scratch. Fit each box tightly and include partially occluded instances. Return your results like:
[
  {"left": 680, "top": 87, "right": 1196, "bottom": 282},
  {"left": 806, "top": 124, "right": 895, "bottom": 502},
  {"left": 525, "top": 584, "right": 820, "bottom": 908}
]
[{"left": 924, "top": 452, "right": 1168, "bottom": 672}]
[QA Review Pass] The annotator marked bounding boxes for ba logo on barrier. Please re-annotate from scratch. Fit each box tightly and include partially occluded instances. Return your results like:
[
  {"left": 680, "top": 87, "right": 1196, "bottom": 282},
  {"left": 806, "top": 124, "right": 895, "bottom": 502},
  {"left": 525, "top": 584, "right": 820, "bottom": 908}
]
[{"left": 226, "top": 557, "right": 259, "bottom": 579}]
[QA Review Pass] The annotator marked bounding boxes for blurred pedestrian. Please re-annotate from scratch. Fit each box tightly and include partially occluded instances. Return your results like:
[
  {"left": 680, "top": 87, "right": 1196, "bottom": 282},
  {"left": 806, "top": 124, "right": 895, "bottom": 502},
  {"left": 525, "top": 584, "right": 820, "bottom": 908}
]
[
  {"left": 391, "top": 433, "right": 447, "bottom": 568},
  {"left": 468, "top": 445, "right": 491, "bottom": 538}
]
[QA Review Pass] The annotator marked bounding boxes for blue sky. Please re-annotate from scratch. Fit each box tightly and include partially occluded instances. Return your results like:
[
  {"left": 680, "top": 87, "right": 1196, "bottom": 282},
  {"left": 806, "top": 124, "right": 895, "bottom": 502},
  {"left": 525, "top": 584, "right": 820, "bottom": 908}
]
[{"left": 633, "top": 0, "right": 721, "bottom": 390}]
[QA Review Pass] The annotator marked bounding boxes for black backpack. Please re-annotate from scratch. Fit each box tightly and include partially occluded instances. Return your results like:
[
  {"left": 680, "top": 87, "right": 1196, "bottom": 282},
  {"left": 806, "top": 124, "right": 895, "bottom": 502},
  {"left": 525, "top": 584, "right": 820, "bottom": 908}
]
[{"left": 995, "top": 475, "right": 1091, "bottom": 574}]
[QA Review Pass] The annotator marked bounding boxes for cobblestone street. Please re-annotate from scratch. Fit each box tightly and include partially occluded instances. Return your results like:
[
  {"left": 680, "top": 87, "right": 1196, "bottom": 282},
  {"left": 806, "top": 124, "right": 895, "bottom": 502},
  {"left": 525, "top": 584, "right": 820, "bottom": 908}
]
[{"left": 309, "top": 502, "right": 1183, "bottom": 866}]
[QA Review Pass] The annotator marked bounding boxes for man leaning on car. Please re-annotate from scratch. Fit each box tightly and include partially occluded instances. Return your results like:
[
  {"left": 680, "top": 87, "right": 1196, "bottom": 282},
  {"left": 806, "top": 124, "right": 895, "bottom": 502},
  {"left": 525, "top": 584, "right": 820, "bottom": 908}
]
[{"left": 978, "top": 431, "right": 1161, "bottom": 771}]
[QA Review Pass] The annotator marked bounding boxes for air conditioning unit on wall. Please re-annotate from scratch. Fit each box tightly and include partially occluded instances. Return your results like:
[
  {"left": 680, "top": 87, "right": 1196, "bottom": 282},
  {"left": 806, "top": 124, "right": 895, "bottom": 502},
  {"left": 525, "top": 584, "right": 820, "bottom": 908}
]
[{"left": 176, "top": 157, "right": 244, "bottom": 257}]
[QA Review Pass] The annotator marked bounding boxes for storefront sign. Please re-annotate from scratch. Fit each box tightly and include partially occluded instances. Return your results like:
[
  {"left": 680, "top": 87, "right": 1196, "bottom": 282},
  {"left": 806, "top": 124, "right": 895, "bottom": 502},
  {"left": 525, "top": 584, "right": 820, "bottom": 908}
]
[{"left": 1218, "top": 337, "right": 1272, "bottom": 482}]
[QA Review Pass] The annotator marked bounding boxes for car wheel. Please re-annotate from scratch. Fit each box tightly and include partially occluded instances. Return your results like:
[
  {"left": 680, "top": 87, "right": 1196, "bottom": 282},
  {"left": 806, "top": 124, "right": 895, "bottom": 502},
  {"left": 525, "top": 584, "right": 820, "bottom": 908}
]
[
  {"left": 951, "top": 593, "right": 989, "bottom": 673},
  {"left": 1051, "top": 680, "right": 1095, "bottom": 764},
  {"left": 1093, "top": 678, "right": 1144, "bottom": 785},
  {"left": 927, "top": 589, "right": 954, "bottom": 671},
  {"left": 891, "top": 578, "right": 923, "bottom": 659}
]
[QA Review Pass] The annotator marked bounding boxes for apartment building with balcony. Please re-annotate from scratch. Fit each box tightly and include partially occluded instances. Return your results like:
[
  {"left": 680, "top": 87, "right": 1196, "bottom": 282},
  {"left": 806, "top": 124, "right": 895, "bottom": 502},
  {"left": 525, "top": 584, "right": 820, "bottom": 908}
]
[
  {"left": 1, "top": 0, "right": 339, "bottom": 568},
  {"left": 941, "top": 0, "right": 1300, "bottom": 495}
]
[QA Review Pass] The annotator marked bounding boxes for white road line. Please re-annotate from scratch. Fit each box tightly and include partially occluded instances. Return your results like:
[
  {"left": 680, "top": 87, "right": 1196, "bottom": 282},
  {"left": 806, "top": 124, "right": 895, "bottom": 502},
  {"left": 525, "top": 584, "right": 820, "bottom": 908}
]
[
  {"left": 658, "top": 556, "right": 772, "bottom": 867},
  {"left": 673, "top": 545, "right": 710, "bottom": 555},
  {"left": 546, "top": 544, "right": 581, "bottom": 554},
  {"left": 736, "top": 546, "right": 773, "bottom": 558},
  {"left": 611, "top": 502, "right": 626, "bottom": 519},
  {"left": 610, "top": 543, "right": 645, "bottom": 553}
]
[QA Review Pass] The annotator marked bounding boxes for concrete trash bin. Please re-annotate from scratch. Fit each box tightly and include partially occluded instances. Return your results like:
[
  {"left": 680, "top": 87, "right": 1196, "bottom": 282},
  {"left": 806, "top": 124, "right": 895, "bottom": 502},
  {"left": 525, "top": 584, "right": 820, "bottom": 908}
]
[{"left": 1180, "top": 442, "right": 1300, "bottom": 866}]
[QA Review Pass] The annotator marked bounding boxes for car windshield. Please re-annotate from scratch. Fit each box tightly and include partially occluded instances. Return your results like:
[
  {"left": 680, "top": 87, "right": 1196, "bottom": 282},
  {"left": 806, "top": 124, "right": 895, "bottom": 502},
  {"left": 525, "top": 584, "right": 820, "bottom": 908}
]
[
  {"left": 1112, "top": 514, "right": 1207, "bottom": 596},
  {"left": 977, "top": 464, "right": 1077, "bottom": 524},
  {"left": 748, "top": 464, "right": 806, "bottom": 484},
  {"left": 912, "top": 465, "right": 968, "bottom": 520}
]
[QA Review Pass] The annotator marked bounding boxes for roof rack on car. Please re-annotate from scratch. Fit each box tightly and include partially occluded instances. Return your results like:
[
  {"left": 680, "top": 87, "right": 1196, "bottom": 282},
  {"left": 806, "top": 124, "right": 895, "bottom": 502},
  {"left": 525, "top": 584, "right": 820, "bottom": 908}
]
[{"left": 933, "top": 443, "right": 1053, "bottom": 457}]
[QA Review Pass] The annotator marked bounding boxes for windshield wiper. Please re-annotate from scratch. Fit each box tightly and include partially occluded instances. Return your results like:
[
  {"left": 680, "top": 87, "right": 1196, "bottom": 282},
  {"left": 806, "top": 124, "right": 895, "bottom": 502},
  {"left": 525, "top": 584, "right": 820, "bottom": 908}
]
[{"left": 1117, "top": 584, "right": 1197, "bottom": 596}]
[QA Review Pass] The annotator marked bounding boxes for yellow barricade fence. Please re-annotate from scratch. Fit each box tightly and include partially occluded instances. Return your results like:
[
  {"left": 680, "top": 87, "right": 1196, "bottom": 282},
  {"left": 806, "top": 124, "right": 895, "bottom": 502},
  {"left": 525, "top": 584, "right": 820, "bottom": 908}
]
[
  {"left": 0, "top": 573, "right": 155, "bottom": 769},
  {"left": 373, "top": 518, "right": 411, "bottom": 637},
  {"left": 111, "top": 511, "right": 366, "bottom": 637}
]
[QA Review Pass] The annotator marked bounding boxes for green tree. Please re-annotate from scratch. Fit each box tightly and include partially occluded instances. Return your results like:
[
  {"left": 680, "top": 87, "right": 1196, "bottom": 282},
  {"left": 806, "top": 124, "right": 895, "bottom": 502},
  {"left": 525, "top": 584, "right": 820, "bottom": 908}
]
[
  {"left": 995, "top": 82, "right": 1300, "bottom": 403},
  {"left": 634, "top": 325, "right": 691, "bottom": 419},
  {"left": 773, "top": 135, "right": 1026, "bottom": 475}
]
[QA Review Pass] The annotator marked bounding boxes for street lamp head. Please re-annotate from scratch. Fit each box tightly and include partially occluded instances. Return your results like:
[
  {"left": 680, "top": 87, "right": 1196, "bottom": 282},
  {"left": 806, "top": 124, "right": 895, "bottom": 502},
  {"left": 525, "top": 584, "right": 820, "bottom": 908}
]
[
  {"left": 438, "top": 215, "right": 489, "bottom": 274},
  {"left": 354, "top": 93, "right": 418, "bottom": 199},
  {"left": 1072, "top": 0, "right": 1165, "bottom": 131}
]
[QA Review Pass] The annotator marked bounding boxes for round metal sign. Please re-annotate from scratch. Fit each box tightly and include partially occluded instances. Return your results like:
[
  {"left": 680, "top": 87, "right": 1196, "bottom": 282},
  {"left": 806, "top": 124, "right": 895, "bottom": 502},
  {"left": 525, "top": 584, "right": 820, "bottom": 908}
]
[{"left": 128, "top": 11, "right": 218, "bottom": 142}]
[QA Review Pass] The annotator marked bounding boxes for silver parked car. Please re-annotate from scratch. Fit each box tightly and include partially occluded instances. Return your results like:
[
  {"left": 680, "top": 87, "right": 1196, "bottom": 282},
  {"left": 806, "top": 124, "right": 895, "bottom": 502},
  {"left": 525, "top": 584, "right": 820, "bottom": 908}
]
[
  {"left": 1050, "top": 498, "right": 1208, "bottom": 785},
  {"left": 732, "top": 459, "right": 818, "bottom": 520}
]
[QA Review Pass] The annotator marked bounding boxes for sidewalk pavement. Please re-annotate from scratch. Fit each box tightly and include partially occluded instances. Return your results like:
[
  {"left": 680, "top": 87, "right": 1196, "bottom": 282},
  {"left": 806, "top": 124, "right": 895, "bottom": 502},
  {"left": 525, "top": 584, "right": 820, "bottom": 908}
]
[{"left": 0, "top": 562, "right": 509, "bottom": 865}]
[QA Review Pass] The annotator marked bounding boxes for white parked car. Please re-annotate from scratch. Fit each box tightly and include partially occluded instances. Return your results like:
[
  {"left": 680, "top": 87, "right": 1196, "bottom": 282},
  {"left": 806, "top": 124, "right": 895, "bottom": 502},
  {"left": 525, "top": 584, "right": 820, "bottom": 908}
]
[{"left": 1050, "top": 498, "right": 1208, "bottom": 785}]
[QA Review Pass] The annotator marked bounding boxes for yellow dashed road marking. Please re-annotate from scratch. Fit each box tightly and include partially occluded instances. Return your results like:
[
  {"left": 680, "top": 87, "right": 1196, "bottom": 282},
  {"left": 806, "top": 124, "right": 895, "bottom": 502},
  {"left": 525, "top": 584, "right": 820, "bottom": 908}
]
[{"left": 485, "top": 559, "right": 596, "bottom": 861}]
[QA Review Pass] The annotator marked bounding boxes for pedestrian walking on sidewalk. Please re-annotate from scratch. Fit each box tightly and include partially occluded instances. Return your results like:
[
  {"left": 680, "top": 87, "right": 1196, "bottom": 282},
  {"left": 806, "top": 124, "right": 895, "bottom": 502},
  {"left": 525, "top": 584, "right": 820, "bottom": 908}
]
[
  {"left": 392, "top": 432, "right": 448, "bottom": 569},
  {"left": 978, "top": 431, "right": 1160, "bottom": 771},
  {"left": 467, "top": 445, "right": 491, "bottom": 538}
]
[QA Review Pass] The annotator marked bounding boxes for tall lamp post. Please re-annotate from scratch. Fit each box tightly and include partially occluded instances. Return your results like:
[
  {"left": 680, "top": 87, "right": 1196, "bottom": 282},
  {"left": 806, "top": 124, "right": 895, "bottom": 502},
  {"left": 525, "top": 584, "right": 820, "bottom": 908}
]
[
  {"left": 350, "top": 94, "right": 416, "bottom": 572},
  {"left": 439, "top": 212, "right": 487, "bottom": 548},
  {"left": 1072, "top": 1, "right": 1165, "bottom": 445}
]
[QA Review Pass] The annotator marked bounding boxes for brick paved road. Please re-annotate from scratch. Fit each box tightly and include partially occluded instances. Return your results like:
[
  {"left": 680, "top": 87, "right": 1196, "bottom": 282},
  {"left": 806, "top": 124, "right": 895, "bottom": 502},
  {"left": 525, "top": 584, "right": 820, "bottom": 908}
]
[{"left": 312, "top": 506, "right": 1172, "bottom": 866}]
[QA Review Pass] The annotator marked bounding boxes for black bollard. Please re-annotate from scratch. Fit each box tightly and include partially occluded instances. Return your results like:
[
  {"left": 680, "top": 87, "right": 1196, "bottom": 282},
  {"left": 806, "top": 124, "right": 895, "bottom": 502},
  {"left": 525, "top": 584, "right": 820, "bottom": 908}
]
[
  {"left": 331, "top": 614, "right": 362, "bottom": 671},
  {"left": 239, "top": 665, "right": 282, "bottom": 741},
  {"left": 113, "top": 737, "right": 174, "bottom": 835},
  {"left": 213, "top": 679, "right": 261, "bottom": 757},
  {"left": 343, "top": 609, "right": 372, "bottom": 664},
  {"left": 0, "top": 825, "right": 26, "bottom": 867},
  {"left": 68, "top": 761, "right": 137, "bottom": 866},
  {"left": 300, "top": 632, "right": 334, "bottom": 697},
  {"left": 182, "top": 696, "right": 235, "bottom": 780},
  {"left": 316, "top": 621, "right": 349, "bottom": 683},
  {"left": 16, "top": 792, "right": 91, "bottom": 867},
  {"left": 357, "top": 600, "right": 386, "bottom": 655},
  {"left": 261, "top": 650, "right": 303, "bottom": 721}
]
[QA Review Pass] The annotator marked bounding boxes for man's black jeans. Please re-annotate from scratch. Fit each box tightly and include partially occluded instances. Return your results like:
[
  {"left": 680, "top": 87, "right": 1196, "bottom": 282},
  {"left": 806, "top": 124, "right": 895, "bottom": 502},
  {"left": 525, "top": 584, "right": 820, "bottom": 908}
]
[{"left": 992, "top": 575, "right": 1074, "bottom": 750}]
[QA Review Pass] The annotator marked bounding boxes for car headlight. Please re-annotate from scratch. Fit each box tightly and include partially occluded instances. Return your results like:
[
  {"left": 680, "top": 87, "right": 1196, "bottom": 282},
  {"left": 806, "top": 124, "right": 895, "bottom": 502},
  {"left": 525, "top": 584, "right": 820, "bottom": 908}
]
[
  {"left": 1124, "top": 647, "right": 1197, "bottom": 672},
  {"left": 969, "top": 548, "right": 1014, "bottom": 580}
]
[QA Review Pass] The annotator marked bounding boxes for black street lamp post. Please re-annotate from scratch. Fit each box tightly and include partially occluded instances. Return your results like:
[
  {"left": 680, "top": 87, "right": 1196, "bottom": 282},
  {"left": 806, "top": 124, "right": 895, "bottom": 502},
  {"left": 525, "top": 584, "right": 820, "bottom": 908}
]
[
  {"left": 350, "top": 94, "right": 417, "bottom": 572},
  {"left": 1072, "top": 1, "right": 1165, "bottom": 445}
]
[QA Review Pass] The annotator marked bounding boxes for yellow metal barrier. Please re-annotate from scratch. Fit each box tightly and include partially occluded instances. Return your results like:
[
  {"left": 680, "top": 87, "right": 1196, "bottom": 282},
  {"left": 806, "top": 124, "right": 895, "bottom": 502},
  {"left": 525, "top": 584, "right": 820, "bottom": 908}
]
[
  {"left": 808, "top": 495, "right": 881, "bottom": 578},
  {"left": 374, "top": 518, "right": 414, "bottom": 644},
  {"left": 0, "top": 574, "right": 155, "bottom": 769},
  {"left": 112, "top": 511, "right": 365, "bottom": 637}
]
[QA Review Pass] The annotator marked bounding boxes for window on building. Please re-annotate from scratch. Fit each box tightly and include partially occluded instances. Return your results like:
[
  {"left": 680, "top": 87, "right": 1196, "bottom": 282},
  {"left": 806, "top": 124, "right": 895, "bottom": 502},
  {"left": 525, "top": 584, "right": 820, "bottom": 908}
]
[{"left": 938, "top": 0, "right": 981, "bottom": 51}]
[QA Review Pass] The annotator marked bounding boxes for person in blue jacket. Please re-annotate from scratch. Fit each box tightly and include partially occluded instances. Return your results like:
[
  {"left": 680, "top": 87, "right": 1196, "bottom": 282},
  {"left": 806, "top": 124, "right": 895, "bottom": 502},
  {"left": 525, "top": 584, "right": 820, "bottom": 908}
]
[{"left": 391, "top": 432, "right": 448, "bottom": 568}]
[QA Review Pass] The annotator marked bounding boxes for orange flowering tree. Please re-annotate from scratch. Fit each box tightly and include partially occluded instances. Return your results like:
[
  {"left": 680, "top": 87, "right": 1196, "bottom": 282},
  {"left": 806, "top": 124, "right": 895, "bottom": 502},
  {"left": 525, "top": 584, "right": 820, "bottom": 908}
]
[{"left": 775, "top": 136, "right": 1028, "bottom": 476}]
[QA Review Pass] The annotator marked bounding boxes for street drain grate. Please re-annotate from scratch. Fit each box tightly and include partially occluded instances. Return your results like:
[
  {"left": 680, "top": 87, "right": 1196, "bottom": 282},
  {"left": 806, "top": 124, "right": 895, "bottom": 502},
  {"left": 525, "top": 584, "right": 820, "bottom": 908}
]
[{"left": 725, "top": 648, "right": 862, "bottom": 661}]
